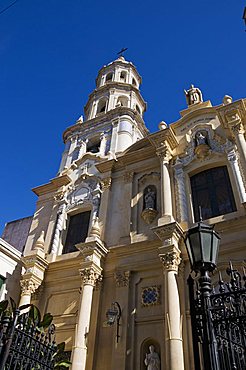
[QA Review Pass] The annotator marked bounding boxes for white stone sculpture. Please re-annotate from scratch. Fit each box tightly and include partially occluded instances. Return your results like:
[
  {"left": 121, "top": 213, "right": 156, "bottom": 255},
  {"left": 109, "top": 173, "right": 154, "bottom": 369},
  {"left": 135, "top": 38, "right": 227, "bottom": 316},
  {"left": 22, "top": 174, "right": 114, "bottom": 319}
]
[
  {"left": 184, "top": 84, "right": 203, "bottom": 106},
  {"left": 144, "top": 345, "right": 160, "bottom": 370}
]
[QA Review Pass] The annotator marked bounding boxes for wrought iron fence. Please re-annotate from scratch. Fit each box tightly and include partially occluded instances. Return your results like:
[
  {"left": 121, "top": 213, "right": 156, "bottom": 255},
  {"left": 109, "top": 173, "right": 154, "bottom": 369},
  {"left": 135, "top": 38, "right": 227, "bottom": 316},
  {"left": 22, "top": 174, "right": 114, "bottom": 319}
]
[
  {"left": 189, "top": 263, "right": 246, "bottom": 370},
  {"left": 0, "top": 309, "right": 57, "bottom": 370}
]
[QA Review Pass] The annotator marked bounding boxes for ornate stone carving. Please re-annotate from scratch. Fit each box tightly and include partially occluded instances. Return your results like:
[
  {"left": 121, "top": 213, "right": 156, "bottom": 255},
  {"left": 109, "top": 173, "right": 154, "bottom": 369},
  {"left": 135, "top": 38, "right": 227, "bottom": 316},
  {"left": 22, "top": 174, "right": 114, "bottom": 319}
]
[
  {"left": 141, "top": 208, "right": 158, "bottom": 224},
  {"left": 20, "top": 279, "right": 38, "bottom": 296},
  {"left": 141, "top": 285, "right": 161, "bottom": 307},
  {"left": 94, "top": 274, "right": 103, "bottom": 291},
  {"left": 114, "top": 271, "right": 130, "bottom": 288},
  {"left": 156, "top": 144, "right": 172, "bottom": 163},
  {"left": 100, "top": 177, "right": 112, "bottom": 191},
  {"left": 160, "top": 249, "right": 181, "bottom": 272},
  {"left": 80, "top": 267, "right": 101, "bottom": 287},
  {"left": 124, "top": 171, "right": 134, "bottom": 183}
]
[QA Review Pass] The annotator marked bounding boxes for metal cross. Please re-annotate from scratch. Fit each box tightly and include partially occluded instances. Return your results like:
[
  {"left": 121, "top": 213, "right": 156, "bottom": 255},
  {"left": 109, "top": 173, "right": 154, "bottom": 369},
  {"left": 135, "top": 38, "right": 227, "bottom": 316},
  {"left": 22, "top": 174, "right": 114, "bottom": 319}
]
[{"left": 117, "top": 48, "right": 128, "bottom": 57}]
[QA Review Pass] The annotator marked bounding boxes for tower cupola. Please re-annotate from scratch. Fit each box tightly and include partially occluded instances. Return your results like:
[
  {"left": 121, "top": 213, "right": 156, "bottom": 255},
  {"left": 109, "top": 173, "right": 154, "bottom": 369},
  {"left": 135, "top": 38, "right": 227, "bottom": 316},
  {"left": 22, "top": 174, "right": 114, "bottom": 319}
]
[{"left": 59, "top": 57, "right": 148, "bottom": 173}]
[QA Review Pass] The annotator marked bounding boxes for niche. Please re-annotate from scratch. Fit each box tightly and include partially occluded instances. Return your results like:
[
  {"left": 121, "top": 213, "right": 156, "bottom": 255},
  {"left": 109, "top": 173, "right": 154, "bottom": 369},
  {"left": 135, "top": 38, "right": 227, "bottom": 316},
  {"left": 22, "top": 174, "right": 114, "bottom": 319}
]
[
  {"left": 141, "top": 185, "right": 158, "bottom": 224},
  {"left": 140, "top": 338, "right": 161, "bottom": 370}
]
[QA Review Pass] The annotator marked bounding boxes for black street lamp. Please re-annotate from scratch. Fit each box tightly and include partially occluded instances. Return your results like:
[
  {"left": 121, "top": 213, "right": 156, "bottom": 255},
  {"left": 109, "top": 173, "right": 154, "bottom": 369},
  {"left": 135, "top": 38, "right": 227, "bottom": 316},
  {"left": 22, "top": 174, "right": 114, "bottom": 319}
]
[
  {"left": 105, "top": 302, "right": 121, "bottom": 343},
  {"left": 184, "top": 215, "right": 221, "bottom": 370}
]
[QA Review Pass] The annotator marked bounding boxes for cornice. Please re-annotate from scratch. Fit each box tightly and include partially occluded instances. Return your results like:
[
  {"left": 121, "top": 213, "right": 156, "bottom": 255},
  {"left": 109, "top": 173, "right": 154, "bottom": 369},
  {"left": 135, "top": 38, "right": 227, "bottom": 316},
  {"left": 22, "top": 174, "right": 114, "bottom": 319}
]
[
  {"left": 95, "top": 159, "right": 116, "bottom": 173},
  {"left": 63, "top": 107, "right": 149, "bottom": 142},
  {"left": 170, "top": 104, "right": 218, "bottom": 131},
  {"left": 32, "top": 174, "right": 72, "bottom": 196},
  {"left": 148, "top": 127, "right": 178, "bottom": 151},
  {"left": 113, "top": 145, "right": 156, "bottom": 170}
]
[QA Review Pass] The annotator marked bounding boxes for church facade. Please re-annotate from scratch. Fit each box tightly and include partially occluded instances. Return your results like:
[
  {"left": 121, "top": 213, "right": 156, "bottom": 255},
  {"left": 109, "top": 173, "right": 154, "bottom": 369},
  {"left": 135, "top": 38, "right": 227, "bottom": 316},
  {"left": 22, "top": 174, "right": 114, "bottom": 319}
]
[{"left": 16, "top": 57, "right": 246, "bottom": 370}]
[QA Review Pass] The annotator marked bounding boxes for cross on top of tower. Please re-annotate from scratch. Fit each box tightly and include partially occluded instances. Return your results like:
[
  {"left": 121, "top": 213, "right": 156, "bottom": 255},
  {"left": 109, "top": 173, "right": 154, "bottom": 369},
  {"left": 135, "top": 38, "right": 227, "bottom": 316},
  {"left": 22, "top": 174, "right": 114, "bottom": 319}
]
[{"left": 117, "top": 48, "right": 128, "bottom": 57}]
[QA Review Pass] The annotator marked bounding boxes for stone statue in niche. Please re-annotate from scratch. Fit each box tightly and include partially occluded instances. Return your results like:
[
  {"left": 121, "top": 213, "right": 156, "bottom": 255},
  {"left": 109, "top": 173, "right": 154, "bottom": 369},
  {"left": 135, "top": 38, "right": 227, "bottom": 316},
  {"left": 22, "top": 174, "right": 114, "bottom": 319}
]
[
  {"left": 194, "top": 131, "right": 210, "bottom": 159},
  {"left": 195, "top": 131, "right": 208, "bottom": 146},
  {"left": 144, "top": 187, "right": 156, "bottom": 210},
  {"left": 144, "top": 345, "right": 160, "bottom": 370},
  {"left": 141, "top": 186, "right": 158, "bottom": 224},
  {"left": 184, "top": 84, "right": 203, "bottom": 106}
]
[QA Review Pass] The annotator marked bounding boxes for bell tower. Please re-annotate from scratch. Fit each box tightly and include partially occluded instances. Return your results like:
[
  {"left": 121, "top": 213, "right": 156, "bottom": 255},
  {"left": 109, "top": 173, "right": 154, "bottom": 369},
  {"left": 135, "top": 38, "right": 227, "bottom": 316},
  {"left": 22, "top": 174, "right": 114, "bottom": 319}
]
[{"left": 58, "top": 56, "right": 148, "bottom": 173}]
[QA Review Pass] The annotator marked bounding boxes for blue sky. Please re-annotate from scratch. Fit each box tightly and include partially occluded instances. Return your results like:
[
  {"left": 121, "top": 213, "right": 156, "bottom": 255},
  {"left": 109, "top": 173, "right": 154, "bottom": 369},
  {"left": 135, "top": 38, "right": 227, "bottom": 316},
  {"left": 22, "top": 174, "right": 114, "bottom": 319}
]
[{"left": 0, "top": 0, "right": 245, "bottom": 233}]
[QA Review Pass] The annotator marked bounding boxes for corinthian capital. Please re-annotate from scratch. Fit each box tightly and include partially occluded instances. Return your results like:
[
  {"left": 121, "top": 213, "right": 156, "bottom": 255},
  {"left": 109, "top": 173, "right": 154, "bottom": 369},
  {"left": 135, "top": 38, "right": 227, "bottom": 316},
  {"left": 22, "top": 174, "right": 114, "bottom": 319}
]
[
  {"left": 232, "top": 122, "right": 245, "bottom": 135},
  {"left": 156, "top": 144, "right": 172, "bottom": 163},
  {"left": 79, "top": 267, "right": 101, "bottom": 287},
  {"left": 159, "top": 246, "right": 181, "bottom": 272},
  {"left": 20, "top": 279, "right": 39, "bottom": 296},
  {"left": 100, "top": 177, "right": 112, "bottom": 191}
]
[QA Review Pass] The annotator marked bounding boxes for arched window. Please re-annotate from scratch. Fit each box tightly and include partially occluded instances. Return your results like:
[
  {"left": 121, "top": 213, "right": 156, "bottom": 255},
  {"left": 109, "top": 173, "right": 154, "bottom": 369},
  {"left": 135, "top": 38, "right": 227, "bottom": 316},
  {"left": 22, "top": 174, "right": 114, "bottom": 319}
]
[
  {"left": 63, "top": 211, "right": 91, "bottom": 254},
  {"left": 132, "top": 77, "right": 137, "bottom": 86},
  {"left": 105, "top": 72, "right": 113, "bottom": 82},
  {"left": 190, "top": 166, "right": 236, "bottom": 222},
  {"left": 116, "top": 96, "right": 128, "bottom": 107},
  {"left": 97, "top": 98, "right": 107, "bottom": 115},
  {"left": 120, "top": 71, "right": 127, "bottom": 82},
  {"left": 136, "top": 104, "right": 141, "bottom": 114}
]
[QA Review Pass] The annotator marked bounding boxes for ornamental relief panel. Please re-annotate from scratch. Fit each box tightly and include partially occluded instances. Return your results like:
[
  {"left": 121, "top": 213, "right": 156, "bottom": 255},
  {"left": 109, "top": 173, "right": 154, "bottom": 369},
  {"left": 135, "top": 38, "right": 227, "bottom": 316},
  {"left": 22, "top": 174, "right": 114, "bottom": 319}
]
[{"left": 177, "top": 126, "right": 234, "bottom": 167}]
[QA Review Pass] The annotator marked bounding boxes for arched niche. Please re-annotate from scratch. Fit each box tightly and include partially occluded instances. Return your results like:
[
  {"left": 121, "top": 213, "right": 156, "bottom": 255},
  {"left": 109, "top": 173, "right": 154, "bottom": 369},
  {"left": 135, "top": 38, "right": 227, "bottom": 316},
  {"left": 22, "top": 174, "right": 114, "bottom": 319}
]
[
  {"left": 105, "top": 72, "right": 113, "bottom": 83},
  {"left": 120, "top": 70, "right": 127, "bottom": 82},
  {"left": 116, "top": 95, "right": 129, "bottom": 108},
  {"left": 140, "top": 338, "right": 161, "bottom": 370},
  {"left": 97, "top": 98, "right": 108, "bottom": 115}
]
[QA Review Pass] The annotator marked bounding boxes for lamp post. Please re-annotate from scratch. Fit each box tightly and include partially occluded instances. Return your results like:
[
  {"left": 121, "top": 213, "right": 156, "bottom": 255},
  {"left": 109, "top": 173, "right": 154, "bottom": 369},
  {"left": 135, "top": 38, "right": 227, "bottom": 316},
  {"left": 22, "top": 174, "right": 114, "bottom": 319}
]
[
  {"left": 184, "top": 215, "right": 221, "bottom": 370},
  {"left": 105, "top": 302, "right": 121, "bottom": 343}
]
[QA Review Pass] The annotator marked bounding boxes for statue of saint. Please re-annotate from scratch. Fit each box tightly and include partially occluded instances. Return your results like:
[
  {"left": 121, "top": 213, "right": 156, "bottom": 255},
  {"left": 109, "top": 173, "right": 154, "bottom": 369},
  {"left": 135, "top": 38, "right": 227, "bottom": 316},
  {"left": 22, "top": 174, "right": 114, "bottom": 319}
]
[
  {"left": 184, "top": 84, "right": 203, "bottom": 106},
  {"left": 144, "top": 345, "right": 160, "bottom": 370},
  {"left": 144, "top": 187, "right": 156, "bottom": 210},
  {"left": 195, "top": 132, "right": 207, "bottom": 146}
]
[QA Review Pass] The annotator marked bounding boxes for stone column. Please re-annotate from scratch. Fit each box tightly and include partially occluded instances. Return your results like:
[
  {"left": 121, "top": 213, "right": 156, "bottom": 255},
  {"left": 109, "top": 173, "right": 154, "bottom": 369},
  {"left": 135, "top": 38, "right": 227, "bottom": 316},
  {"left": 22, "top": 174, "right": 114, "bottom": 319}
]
[
  {"left": 50, "top": 202, "right": 67, "bottom": 256},
  {"left": 174, "top": 162, "right": 189, "bottom": 226},
  {"left": 227, "top": 149, "right": 246, "bottom": 203},
  {"left": 233, "top": 123, "right": 246, "bottom": 168},
  {"left": 19, "top": 232, "right": 48, "bottom": 307},
  {"left": 71, "top": 240, "right": 108, "bottom": 370},
  {"left": 159, "top": 246, "right": 184, "bottom": 370},
  {"left": 119, "top": 171, "right": 133, "bottom": 243},
  {"left": 99, "top": 134, "right": 107, "bottom": 156},
  {"left": 58, "top": 140, "right": 71, "bottom": 173},
  {"left": 71, "top": 265, "right": 102, "bottom": 370},
  {"left": 109, "top": 120, "right": 119, "bottom": 154},
  {"left": 153, "top": 222, "right": 185, "bottom": 370},
  {"left": 156, "top": 145, "right": 174, "bottom": 225},
  {"left": 67, "top": 136, "right": 78, "bottom": 167},
  {"left": 99, "top": 176, "right": 112, "bottom": 240},
  {"left": 78, "top": 140, "right": 87, "bottom": 158}
]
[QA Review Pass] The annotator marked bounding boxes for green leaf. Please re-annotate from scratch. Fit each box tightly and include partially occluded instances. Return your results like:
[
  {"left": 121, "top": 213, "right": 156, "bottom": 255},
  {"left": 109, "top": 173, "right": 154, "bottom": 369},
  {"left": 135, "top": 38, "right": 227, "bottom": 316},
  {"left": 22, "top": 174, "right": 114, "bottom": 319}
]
[
  {"left": 39, "top": 312, "right": 53, "bottom": 330},
  {"left": 54, "top": 360, "right": 71, "bottom": 368},
  {"left": 0, "top": 300, "right": 9, "bottom": 313},
  {"left": 56, "top": 342, "right": 65, "bottom": 354},
  {"left": 29, "top": 305, "right": 41, "bottom": 325}
]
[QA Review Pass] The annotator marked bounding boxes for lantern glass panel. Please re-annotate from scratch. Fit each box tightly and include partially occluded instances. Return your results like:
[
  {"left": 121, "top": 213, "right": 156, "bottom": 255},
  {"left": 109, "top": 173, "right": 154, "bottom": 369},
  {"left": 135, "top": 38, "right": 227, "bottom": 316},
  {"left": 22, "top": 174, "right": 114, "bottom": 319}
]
[
  {"left": 185, "top": 237, "right": 194, "bottom": 267},
  {"left": 200, "top": 231, "right": 212, "bottom": 263},
  {"left": 211, "top": 233, "right": 220, "bottom": 265},
  {"left": 189, "top": 232, "right": 201, "bottom": 264}
]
